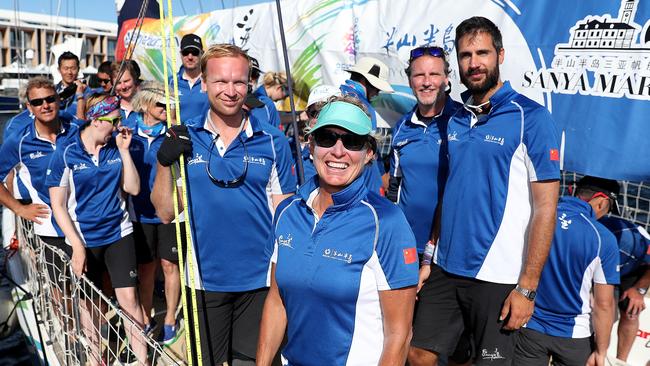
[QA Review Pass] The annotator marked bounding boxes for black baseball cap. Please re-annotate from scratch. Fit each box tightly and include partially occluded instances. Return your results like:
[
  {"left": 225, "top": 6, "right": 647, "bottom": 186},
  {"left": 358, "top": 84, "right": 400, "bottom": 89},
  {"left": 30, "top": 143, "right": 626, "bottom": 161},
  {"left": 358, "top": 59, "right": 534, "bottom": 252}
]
[
  {"left": 576, "top": 176, "right": 621, "bottom": 215},
  {"left": 180, "top": 34, "right": 203, "bottom": 52},
  {"left": 250, "top": 57, "right": 262, "bottom": 73}
]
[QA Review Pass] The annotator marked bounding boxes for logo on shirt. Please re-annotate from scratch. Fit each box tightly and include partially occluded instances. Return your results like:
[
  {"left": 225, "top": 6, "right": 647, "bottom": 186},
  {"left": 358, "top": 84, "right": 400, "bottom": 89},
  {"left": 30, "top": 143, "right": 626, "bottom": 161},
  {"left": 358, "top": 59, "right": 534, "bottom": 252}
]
[
  {"left": 559, "top": 213, "right": 572, "bottom": 229},
  {"left": 244, "top": 156, "right": 266, "bottom": 165},
  {"left": 107, "top": 157, "right": 122, "bottom": 165},
  {"left": 278, "top": 234, "right": 293, "bottom": 249},
  {"left": 29, "top": 151, "right": 47, "bottom": 160},
  {"left": 188, "top": 153, "right": 207, "bottom": 165},
  {"left": 395, "top": 139, "right": 409, "bottom": 148},
  {"left": 481, "top": 348, "right": 506, "bottom": 361},
  {"left": 322, "top": 248, "right": 352, "bottom": 264},
  {"left": 73, "top": 163, "right": 89, "bottom": 171},
  {"left": 447, "top": 131, "right": 459, "bottom": 142},
  {"left": 484, "top": 134, "right": 505, "bottom": 146}
]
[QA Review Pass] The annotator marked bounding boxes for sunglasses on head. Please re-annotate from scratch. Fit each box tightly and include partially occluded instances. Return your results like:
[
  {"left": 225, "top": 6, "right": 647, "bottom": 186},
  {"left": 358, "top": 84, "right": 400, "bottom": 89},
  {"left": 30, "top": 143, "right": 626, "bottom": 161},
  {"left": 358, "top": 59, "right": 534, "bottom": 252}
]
[
  {"left": 312, "top": 129, "right": 368, "bottom": 151},
  {"left": 181, "top": 48, "right": 200, "bottom": 57},
  {"left": 589, "top": 192, "right": 617, "bottom": 212},
  {"left": 409, "top": 46, "right": 446, "bottom": 62},
  {"left": 98, "top": 77, "right": 111, "bottom": 85},
  {"left": 155, "top": 102, "right": 167, "bottom": 109},
  {"left": 96, "top": 116, "right": 122, "bottom": 126},
  {"left": 29, "top": 95, "right": 57, "bottom": 107}
]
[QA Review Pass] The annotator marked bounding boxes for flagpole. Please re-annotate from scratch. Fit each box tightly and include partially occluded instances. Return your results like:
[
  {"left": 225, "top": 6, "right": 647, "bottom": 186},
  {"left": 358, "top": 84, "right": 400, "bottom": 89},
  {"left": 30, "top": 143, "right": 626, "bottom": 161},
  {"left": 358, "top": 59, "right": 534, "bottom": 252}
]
[{"left": 274, "top": 0, "right": 305, "bottom": 186}]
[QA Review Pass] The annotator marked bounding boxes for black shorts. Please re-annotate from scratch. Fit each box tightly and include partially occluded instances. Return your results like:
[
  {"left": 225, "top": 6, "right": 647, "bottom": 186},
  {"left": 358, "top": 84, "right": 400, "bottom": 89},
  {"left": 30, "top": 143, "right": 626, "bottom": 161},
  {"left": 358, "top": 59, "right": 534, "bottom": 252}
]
[
  {"left": 132, "top": 222, "right": 184, "bottom": 264},
  {"left": 85, "top": 234, "right": 138, "bottom": 288},
  {"left": 515, "top": 328, "right": 593, "bottom": 366},
  {"left": 186, "top": 287, "right": 268, "bottom": 364},
  {"left": 413, "top": 264, "right": 517, "bottom": 365},
  {"left": 39, "top": 236, "right": 72, "bottom": 284},
  {"left": 411, "top": 263, "right": 472, "bottom": 363}
]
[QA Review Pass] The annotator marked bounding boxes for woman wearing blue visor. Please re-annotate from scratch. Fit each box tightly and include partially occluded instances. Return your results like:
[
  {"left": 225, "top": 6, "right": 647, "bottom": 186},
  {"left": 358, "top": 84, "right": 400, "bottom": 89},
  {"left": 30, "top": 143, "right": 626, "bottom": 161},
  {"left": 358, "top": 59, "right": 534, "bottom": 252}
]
[{"left": 257, "top": 97, "right": 419, "bottom": 365}]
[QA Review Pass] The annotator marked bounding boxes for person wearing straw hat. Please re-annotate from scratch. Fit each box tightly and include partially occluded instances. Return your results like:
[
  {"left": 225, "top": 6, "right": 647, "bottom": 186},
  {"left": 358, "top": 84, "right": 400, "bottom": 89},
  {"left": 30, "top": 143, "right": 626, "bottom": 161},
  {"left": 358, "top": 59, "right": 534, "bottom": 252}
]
[
  {"left": 46, "top": 93, "right": 147, "bottom": 365},
  {"left": 151, "top": 43, "right": 296, "bottom": 365},
  {"left": 128, "top": 81, "right": 182, "bottom": 345},
  {"left": 515, "top": 176, "right": 620, "bottom": 366},
  {"left": 257, "top": 97, "right": 418, "bottom": 365},
  {"left": 173, "top": 33, "right": 209, "bottom": 123}
]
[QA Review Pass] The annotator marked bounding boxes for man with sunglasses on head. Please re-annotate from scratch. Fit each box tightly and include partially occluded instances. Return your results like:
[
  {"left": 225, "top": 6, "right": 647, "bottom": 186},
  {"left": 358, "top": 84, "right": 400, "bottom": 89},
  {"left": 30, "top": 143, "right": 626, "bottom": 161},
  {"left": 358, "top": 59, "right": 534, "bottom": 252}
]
[
  {"left": 151, "top": 44, "right": 296, "bottom": 365},
  {"left": 515, "top": 176, "right": 619, "bottom": 366},
  {"left": 0, "top": 77, "right": 79, "bottom": 270},
  {"left": 429, "top": 17, "right": 560, "bottom": 365},
  {"left": 172, "top": 33, "right": 209, "bottom": 123},
  {"left": 56, "top": 51, "right": 87, "bottom": 120},
  {"left": 390, "top": 45, "right": 464, "bottom": 366}
]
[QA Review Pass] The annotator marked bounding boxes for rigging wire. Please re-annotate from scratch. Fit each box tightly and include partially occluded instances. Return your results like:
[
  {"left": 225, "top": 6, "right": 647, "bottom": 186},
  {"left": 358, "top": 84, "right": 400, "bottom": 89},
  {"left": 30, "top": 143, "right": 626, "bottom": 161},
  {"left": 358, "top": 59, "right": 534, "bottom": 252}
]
[{"left": 110, "top": 0, "right": 150, "bottom": 96}]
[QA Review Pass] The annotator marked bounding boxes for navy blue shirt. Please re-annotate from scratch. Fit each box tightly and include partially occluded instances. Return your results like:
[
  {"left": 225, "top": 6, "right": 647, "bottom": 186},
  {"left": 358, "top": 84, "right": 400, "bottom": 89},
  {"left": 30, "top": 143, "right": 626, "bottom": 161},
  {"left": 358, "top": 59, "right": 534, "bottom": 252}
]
[
  {"left": 271, "top": 175, "right": 418, "bottom": 365},
  {"left": 390, "top": 98, "right": 461, "bottom": 250},
  {"left": 253, "top": 86, "right": 281, "bottom": 129},
  {"left": 182, "top": 111, "right": 296, "bottom": 292},
  {"left": 45, "top": 129, "right": 133, "bottom": 247},
  {"left": 0, "top": 118, "right": 78, "bottom": 237},
  {"left": 600, "top": 216, "right": 650, "bottom": 277},
  {"left": 435, "top": 82, "right": 560, "bottom": 284},
  {"left": 170, "top": 67, "right": 209, "bottom": 123},
  {"left": 528, "top": 197, "right": 619, "bottom": 338}
]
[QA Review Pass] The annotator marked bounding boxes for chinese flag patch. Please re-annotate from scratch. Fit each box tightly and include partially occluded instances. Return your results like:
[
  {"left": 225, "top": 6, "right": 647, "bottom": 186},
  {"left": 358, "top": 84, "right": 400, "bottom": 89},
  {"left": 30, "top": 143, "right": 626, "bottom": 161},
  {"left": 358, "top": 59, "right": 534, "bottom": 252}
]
[
  {"left": 646, "top": 245, "right": 650, "bottom": 255},
  {"left": 403, "top": 248, "right": 417, "bottom": 264},
  {"left": 550, "top": 149, "right": 560, "bottom": 161}
]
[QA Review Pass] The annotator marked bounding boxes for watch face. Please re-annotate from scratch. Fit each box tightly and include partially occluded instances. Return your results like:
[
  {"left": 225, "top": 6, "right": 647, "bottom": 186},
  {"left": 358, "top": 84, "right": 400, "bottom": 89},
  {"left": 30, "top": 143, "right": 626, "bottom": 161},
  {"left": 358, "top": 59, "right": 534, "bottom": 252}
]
[
  {"left": 638, "top": 288, "right": 648, "bottom": 295},
  {"left": 529, "top": 291, "right": 537, "bottom": 301}
]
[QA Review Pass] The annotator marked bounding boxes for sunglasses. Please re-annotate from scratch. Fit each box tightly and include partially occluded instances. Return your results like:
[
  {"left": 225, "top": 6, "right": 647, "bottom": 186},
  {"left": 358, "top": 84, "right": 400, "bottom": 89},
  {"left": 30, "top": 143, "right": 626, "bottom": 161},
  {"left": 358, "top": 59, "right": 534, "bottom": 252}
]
[
  {"left": 207, "top": 135, "right": 248, "bottom": 188},
  {"left": 98, "top": 77, "right": 112, "bottom": 85},
  {"left": 155, "top": 102, "right": 167, "bottom": 109},
  {"left": 409, "top": 46, "right": 446, "bottom": 62},
  {"left": 589, "top": 192, "right": 617, "bottom": 213},
  {"left": 181, "top": 48, "right": 200, "bottom": 57},
  {"left": 29, "top": 95, "right": 57, "bottom": 107},
  {"left": 312, "top": 129, "right": 368, "bottom": 151},
  {"left": 96, "top": 116, "right": 122, "bottom": 126}
]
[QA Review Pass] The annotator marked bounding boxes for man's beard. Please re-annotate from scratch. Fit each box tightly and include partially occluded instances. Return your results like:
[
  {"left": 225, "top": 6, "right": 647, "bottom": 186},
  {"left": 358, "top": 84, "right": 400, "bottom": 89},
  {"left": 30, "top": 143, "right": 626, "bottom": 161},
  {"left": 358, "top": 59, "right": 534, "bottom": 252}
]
[{"left": 460, "top": 65, "right": 500, "bottom": 95}]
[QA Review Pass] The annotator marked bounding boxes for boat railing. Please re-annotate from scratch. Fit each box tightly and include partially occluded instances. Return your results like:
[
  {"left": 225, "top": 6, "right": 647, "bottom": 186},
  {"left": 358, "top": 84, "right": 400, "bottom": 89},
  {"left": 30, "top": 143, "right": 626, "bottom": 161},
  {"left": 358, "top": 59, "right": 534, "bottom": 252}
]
[{"left": 14, "top": 217, "right": 183, "bottom": 366}]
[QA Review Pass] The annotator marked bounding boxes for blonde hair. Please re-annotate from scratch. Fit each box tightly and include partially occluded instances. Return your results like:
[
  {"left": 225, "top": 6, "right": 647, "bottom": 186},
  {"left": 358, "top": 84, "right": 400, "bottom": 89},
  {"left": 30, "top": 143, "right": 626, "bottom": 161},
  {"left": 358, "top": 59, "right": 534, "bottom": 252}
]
[
  {"left": 262, "top": 72, "right": 287, "bottom": 87},
  {"left": 200, "top": 44, "right": 250, "bottom": 78},
  {"left": 131, "top": 81, "right": 174, "bottom": 113}
]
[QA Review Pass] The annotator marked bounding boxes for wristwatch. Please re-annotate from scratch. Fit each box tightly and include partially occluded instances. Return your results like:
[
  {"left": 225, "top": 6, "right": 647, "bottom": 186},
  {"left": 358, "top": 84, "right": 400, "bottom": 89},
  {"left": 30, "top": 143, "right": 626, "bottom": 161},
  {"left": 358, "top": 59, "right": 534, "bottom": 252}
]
[
  {"left": 637, "top": 287, "right": 648, "bottom": 296},
  {"left": 515, "top": 285, "right": 537, "bottom": 301}
]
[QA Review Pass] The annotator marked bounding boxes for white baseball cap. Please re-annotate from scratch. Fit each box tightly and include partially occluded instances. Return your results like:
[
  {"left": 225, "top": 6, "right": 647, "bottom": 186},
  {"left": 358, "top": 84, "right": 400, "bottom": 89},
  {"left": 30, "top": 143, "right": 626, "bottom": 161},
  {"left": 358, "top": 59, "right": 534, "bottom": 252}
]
[{"left": 306, "top": 84, "right": 341, "bottom": 108}]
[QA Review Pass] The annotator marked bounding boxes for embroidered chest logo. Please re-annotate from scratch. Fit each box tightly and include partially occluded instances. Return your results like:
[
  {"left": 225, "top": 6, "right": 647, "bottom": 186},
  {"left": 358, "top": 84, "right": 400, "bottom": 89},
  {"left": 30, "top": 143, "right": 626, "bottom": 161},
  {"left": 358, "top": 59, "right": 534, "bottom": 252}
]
[
  {"left": 188, "top": 153, "right": 207, "bottom": 165},
  {"left": 395, "top": 139, "right": 409, "bottom": 148},
  {"left": 29, "top": 151, "right": 46, "bottom": 160},
  {"left": 559, "top": 213, "right": 572, "bottom": 229},
  {"left": 484, "top": 134, "right": 505, "bottom": 146},
  {"left": 278, "top": 234, "right": 294, "bottom": 249},
  {"left": 447, "top": 131, "right": 459, "bottom": 142},
  {"left": 107, "top": 158, "right": 122, "bottom": 165},
  {"left": 73, "top": 163, "right": 89, "bottom": 171},
  {"left": 244, "top": 156, "right": 266, "bottom": 165},
  {"left": 322, "top": 248, "right": 352, "bottom": 264}
]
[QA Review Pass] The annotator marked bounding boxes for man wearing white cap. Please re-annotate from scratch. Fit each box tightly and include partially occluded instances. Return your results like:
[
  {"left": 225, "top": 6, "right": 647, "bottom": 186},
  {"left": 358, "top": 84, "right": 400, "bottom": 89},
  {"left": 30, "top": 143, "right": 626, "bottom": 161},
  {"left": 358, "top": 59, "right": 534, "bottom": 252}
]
[{"left": 341, "top": 57, "right": 394, "bottom": 131}]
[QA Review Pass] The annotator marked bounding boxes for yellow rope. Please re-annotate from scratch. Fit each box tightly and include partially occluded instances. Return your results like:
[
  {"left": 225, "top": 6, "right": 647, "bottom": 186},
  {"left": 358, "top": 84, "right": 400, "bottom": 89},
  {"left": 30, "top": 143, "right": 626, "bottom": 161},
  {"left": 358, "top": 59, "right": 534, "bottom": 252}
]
[{"left": 157, "top": 1, "right": 203, "bottom": 364}]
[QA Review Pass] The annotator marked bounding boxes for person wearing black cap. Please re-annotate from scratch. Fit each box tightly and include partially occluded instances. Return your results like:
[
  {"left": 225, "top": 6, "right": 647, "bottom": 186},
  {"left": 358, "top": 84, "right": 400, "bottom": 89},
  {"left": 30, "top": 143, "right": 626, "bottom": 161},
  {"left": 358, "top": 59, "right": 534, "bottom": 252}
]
[
  {"left": 515, "top": 176, "right": 620, "bottom": 366},
  {"left": 173, "top": 33, "right": 208, "bottom": 123}
]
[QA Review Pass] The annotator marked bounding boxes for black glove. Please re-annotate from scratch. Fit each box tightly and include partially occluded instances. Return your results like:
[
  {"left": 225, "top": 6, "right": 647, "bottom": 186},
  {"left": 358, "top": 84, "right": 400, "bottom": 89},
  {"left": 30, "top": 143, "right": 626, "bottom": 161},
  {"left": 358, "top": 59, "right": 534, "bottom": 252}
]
[{"left": 157, "top": 125, "right": 192, "bottom": 167}]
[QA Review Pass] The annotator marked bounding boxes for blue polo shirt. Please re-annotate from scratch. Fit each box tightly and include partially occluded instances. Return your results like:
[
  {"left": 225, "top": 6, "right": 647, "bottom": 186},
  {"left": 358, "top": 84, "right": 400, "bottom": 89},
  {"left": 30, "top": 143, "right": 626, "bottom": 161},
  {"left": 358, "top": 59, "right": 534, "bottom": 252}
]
[
  {"left": 3, "top": 110, "right": 33, "bottom": 142},
  {"left": 527, "top": 197, "right": 619, "bottom": 338},
  {"left": 120, "top": 108, "right": 139, "bottom": 130},
  {"left": 0, "top": 118, "right": 78, "bottom": 237},
  {"left": 182, "top": 111, "right": 296, "bottom": 292},
  {"left": 56, "top": 82, "right": 78, "bottom": 117},
  {"left": 253, "top": 87, "right": 281, "bottom": 129},
  {"left": 128, "top": 114, "right": 166, "bottom": 224},
  {"left": 45, "top": 129, "right": 133, "bottom": 247},
  {"left": 390, "top": 98, "right": 461, "bottom": 250},
  {"left": 600, "top": 216, "right": 650, "bottom": 277},
  {"left": 435, "top": 82, "right": 560, "bottom": 284},
  {"left": 340, "top": 79, "right": 378, "bottom": 130},
  {"left": 271, "top": 175, "right": 418, "bottom": 365},
  {"left": 170, "top": 67, "right": 209, "bottom": 123}
]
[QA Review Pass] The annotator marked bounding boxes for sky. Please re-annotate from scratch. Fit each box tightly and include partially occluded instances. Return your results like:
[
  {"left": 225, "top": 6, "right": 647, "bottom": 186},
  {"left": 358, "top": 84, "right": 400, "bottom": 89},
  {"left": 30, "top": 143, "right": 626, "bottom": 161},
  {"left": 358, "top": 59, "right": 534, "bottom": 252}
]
[{"left": 2, "top": 0, "right": 267, "bottom": 23}]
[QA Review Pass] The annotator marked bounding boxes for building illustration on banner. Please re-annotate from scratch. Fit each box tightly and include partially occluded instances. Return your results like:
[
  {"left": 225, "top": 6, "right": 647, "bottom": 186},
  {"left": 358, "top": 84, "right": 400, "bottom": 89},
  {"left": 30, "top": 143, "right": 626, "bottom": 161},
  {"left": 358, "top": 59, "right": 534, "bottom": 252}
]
[{"left": 523, "top": 0, "right": 650, "bottom": 100}]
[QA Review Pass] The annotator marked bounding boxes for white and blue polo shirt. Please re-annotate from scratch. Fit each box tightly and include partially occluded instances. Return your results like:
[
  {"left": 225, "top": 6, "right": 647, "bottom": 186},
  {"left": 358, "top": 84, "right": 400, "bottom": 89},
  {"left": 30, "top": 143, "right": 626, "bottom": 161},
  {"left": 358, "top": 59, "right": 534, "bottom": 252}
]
[
  {"left": 435, "top": 81, "right": 560, "bottom": 283},
  {"left": 600, "top": 216, "right": 650, "bottom": 277},
  {"left": 0, "top": 118, "right": 78, "bottom": 237},
  {"left": 527, "top": 197, "right": 619, "bottom": 338},
  {"left": 45, "top": 129, "right": 133, "bottom": 247},
  {"left": 253, "top": 87, "right": 281, "bottom": 129},
  {"left": 182, "top": 111, "right": 296, "bottom": 292},
  {"left": 390, "top": 98, "right": 461, "bottom": 250},
  {"left": 128, "top": 114, "right": 166, "bottom": 224},
  {"left": 170, "top": 68, "right": 209, "bottom": 124},
  {"left": 271, "top": 175, "right": 418, "bottom": 365}
]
